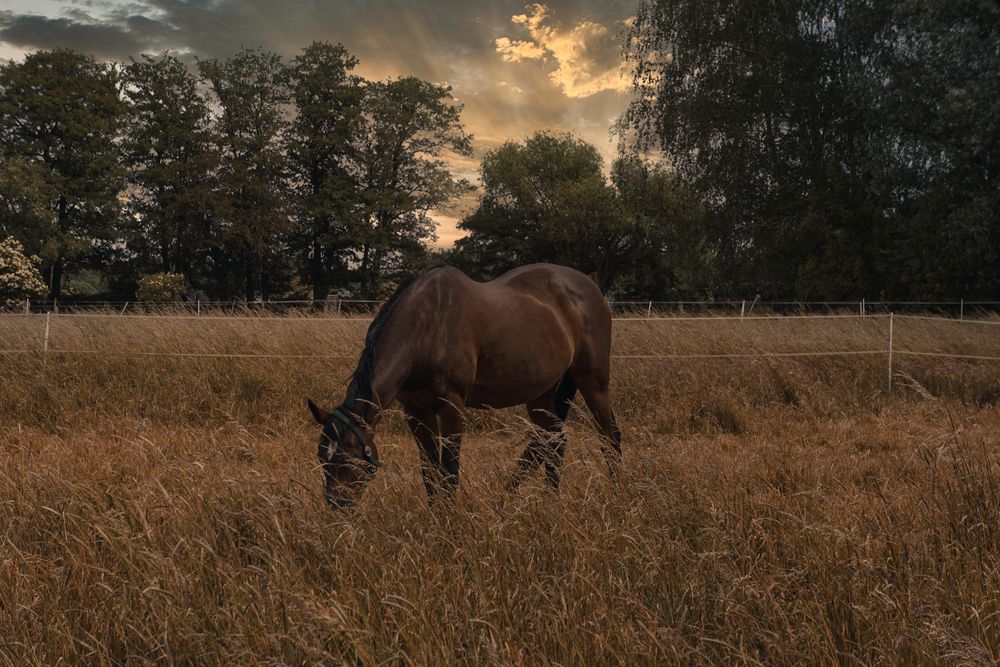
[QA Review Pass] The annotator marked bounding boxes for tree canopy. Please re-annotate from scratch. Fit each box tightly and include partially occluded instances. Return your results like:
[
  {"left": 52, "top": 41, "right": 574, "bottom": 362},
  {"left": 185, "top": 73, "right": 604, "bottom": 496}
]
[
  {"left": 621, "top": 0, "right": 1000, "bottom": 299},
  {"left": 0, "top": 49, "right": 123, "bottom": 299},
  {"left": 0, "top": 43, "right": 472, "bottom": 303},
  {"left": 0, "top": 15, "right": 996, "bottom": 304},
  {"left": 452, "top": 132, "right": 706, "bottom": 294}
]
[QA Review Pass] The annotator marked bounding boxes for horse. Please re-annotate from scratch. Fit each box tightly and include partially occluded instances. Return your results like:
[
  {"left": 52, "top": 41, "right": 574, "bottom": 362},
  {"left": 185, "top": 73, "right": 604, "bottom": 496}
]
[{"left": 306, "top": 263, "right": 622, "bottom": 507}]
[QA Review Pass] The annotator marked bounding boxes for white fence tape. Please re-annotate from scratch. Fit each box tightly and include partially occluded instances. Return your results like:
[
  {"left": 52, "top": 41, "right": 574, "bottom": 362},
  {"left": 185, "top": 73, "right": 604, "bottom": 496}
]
[
  {"left": 0, "top": 313, "right": 892, "bottom": 324},
  {"left": 612, "top": 351, "right": 887, "bottom": 359},
  {"left": 895, "top": 314, "right": 1000, "bottom": 325}
]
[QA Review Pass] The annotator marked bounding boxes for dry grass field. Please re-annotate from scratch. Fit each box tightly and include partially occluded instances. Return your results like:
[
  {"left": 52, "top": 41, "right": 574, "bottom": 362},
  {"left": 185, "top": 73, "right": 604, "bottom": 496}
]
[{"left": 1, "top": 312, "right": 999, "bottom": 665}]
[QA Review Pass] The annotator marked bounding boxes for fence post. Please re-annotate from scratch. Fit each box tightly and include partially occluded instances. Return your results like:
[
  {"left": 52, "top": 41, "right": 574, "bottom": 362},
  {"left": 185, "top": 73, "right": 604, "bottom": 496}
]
[
  {"left": 197, "top": 299, "right": 201, "bottom": 316},
  {"left": 43, "top": 312, "right": 51, "bottom": 355},
  {"left": 647, "top": 300, "right": 652, "bottom": 318},
  {"left": 960, "top": 299, "right": 964, "bottom": 320},
  {"left": 887, "top": 312, "right": 894, "bottom": 392},
  {"left": 861, "top": 298, "right": 865, "bottom": 317},
  {"left": 740, "top": 300, "right": 746, "bottom": 319},
  {"left": 24, "top": 297, "right": 30, "bottom": 315}
]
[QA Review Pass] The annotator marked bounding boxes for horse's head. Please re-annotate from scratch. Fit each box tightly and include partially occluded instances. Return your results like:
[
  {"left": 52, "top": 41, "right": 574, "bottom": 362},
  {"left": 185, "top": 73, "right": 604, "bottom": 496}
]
[{"left": 307, "top": 399, "right": 381, "bottom": 509}]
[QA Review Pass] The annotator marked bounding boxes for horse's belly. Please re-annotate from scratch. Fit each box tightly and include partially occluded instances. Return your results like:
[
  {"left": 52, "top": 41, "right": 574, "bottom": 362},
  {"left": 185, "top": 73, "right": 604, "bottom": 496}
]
[{"left": 465, "top": 349, "right": 571, "bottom": 409}]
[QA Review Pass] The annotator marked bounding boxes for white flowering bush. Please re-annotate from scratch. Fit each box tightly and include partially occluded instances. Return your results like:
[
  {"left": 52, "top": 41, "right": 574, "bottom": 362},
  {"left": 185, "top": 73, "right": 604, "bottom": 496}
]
[{"left": 0, "top": 236, "right": 47, "bottom": 309}]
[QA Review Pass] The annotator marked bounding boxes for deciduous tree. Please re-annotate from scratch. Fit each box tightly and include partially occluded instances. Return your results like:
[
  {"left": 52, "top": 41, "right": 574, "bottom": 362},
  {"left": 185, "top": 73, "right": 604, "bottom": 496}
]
[
  {"left": 456, "top": 132, "right": 672, "bottom": 292},
  {"left": 284, "top": 42, "right": 365, "bottom": 301},
  {"left": 0, "top": 49, "right": 124, "bottom": 300},
  {"left": 198, "top": 48, "right": 291, "bottom": 300},
  {"left": 349, "top": 77, "right": 471, "bottom": 296},
  {"left": 121, "top": 53, "right": 221, "bottom": 288}
]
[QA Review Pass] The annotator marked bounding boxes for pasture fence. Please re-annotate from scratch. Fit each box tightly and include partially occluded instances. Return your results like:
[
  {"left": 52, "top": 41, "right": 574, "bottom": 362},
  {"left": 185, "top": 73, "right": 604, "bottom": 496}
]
[
  {"left": 16, "top": 297, "right": 1000, "bottom": 319},
  {"left": 2, "top": 312, "right": 999, "bottom": 393}
]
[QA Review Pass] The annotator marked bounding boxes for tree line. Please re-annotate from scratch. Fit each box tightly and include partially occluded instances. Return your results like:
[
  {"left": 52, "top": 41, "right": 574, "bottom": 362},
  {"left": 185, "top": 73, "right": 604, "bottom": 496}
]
[
  {"left": 0, "top": 43, "right": 470, "bottom": 302},
  {"left": 2, "top": 0, "right": 998, "bottom": 305},
  {"left": 0, "top": 41, "right": 704, "bottom": 304}
]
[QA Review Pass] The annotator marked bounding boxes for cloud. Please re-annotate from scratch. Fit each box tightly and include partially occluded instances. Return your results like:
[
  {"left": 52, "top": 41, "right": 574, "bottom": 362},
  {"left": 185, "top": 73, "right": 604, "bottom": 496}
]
[
  {"left": 497, "top": 80, "right": 525, "bottom": 94},
  {"left": 495, "top": 36, "right": 546, "bottom": 62},
  {"left": 494, "top": 3, "right": 630, "bottom": 98},
  {"left": 0, "top": 8, "right": 178, "bottom": 60}
]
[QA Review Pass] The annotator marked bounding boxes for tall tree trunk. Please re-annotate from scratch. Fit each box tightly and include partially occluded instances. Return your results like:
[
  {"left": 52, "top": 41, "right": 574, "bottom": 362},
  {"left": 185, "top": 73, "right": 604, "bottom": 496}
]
[
  {"left": 359, "top": 243, "right": 371, "bottom": 298},
  {"left": 48, "top": 256, "right": 64, "bottom": 302},
  {"left": 244, "top": 249, "right": 256, "bottom": 302},
  {"left": 310, "top": 221, "right": 329, "bottom": 303},
  {"left": 48, "top": 195, "right": 69, "bottom": 301},
  {"left": 369, "top": 248, "right": 384, "bottom": 298}
]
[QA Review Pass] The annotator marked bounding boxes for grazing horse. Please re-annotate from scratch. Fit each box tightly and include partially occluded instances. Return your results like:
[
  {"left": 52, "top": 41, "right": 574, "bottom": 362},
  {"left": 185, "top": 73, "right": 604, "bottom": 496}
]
[{"left": 306, "top": 263, "right": 621, "bottom": 507}]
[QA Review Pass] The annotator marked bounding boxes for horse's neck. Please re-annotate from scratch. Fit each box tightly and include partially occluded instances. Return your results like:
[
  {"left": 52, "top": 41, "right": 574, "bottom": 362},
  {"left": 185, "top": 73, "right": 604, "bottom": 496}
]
[{"left": 345, "top": 339, "right": 409, "bottom": 426}]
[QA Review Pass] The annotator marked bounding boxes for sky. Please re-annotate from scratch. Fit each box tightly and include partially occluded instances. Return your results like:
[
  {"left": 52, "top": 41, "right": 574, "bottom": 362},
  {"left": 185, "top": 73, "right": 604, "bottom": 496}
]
[{"left": 0, "top": 0, "right": 639, "bottom": 246}]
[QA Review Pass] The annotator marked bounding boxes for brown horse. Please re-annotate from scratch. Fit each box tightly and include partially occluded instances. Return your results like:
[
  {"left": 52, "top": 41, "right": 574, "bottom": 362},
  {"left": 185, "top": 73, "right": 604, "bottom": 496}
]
[{"left": 306, "top": 263, "right": 621, "bottom": 507}]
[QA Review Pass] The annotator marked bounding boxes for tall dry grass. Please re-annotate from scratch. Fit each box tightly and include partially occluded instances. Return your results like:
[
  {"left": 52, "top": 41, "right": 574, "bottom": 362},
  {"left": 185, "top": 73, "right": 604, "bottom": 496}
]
[{"left": 0, "top": 312, "right": 999, "bottom": 664}]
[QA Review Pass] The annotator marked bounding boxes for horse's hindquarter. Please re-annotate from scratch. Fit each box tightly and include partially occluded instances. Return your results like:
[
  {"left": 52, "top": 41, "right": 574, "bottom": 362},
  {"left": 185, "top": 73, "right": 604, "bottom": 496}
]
[
  {"left": 392, "top": 264, "right": 609, "bottom": 411},
  {"left": 464, "top": 265, "right": 608, "bottom": 409}
]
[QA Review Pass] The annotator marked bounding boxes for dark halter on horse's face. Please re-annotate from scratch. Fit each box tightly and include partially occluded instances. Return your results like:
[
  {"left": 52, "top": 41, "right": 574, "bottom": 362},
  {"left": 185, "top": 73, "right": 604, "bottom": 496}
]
[
  {"left": 326, "top": 407, "right": 382, "bottom": 468},
  {"left": 323, "top": 408, "right": 382, "bottom": 510}
]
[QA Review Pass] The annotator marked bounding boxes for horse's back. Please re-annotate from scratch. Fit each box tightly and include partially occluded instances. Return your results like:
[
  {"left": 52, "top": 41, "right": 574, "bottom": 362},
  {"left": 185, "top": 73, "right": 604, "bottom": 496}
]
[
  {"left": 488, "top": 263, "right": 610, "bottom": 339},
  {"left": 415, "top": 263, "right": 610, "bottom": 346},
  {"left": 399, "top": 264, "right": 609, "bottom": 408}
]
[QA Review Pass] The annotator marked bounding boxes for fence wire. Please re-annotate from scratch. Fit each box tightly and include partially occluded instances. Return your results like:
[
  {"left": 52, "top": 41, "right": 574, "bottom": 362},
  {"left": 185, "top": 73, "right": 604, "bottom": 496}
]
[{"left": 1, "top": 313, "right": 998, "bottom": 363}]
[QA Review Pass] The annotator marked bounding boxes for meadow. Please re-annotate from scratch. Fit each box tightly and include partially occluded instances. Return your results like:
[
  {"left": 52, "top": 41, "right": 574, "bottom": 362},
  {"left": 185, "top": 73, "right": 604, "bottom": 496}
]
[{"left": 0, "top": 312, "right": 999, "bottom": 665}]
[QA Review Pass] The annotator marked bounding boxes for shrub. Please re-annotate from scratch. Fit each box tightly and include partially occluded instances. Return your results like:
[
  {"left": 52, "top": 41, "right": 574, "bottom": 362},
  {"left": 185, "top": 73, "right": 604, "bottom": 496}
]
[
  {"left": 137, "top": 272, "right": 187, "bottom": 303},
  {"left": 0, "top": 235, "right": 47, "bottom": 308}
]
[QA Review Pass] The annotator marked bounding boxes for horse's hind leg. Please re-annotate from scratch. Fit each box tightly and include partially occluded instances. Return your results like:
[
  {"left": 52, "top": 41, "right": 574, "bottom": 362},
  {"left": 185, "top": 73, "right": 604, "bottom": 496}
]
[
  {"left": 507, "top": 374, "right": 576, "bottom": 491},
  {"left": 436, "top": 396, "right": 465, "bottom": 496},
  {"left": 573, "top": 370, "right": 622, "bottom": 477}
]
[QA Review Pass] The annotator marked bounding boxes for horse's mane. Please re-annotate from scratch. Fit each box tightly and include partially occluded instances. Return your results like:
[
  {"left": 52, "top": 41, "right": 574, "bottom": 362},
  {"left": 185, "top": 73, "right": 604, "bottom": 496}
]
[{"left": 344, "top": 264, "right": 447, "bottom": 405}]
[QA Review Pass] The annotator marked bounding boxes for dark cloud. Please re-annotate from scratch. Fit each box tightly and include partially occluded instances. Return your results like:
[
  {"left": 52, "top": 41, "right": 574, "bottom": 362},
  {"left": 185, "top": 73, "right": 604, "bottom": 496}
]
[{"left": 0, "top": 12, "right": 144, "bottom": 58}]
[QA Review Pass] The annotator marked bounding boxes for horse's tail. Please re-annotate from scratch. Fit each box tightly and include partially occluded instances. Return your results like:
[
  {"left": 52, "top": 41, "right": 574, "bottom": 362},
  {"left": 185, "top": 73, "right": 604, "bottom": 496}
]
[{"left": 554, "top": 372, "right": 577, "bottom": 421}]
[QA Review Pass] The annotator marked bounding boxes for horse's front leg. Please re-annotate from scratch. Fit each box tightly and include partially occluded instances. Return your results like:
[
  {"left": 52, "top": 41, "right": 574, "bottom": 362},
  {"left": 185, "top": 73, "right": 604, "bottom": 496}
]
[{"left": 403, "top": 407, "right": 444, "bottom": 499}]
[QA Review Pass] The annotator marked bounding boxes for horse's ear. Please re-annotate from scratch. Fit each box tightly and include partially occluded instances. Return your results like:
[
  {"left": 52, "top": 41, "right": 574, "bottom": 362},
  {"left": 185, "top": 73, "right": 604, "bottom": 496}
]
[{"left": 307, "top": 399, "right": 330, "bottom": 425}]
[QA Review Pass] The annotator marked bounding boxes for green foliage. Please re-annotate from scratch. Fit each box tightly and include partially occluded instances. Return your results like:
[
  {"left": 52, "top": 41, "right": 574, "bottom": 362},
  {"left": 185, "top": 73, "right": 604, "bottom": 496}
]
[
  {"left": 284, "top": 42, "right": 365, "bottom": 300},
  {"left": 349, "top": 77, "right": 472, "bottom": 296},
  {"left": 61, "top": 269, "right": 108, "bottom": 298},
  {"left": 881, "top": 0, "right": 1000, "bottom": 298},
  {"left": 455, "top": 132, "right": 622, "bottom": 288},
  {"left": 0, "top": 49, "right": 124, "bottom": 300},
  {"left": 0, "top": 45, "right": 473, "bottom": 303},
  {"left": 137, "top": 272, "right": 187, "bottom": 303},
  {"left": 0, "top": 235, "right": 47, "bottom": 308},
  {"left": 4, "top": 19, "right": 993, "bottom": 302},
  {"left": 611, "top": 156, "right": 712, "bottom": 297},
  {"left": 622, "top": 0, "right": 1000, "bottom": 299},
  {"left": 453, "top": 132, "right": 707, "bottom": 293},
  {"left": 198, "top": 48, "right": 292, "bottom": 300},
  {"left": 0, "top": 149, "right": 55, "bottom": 253},
  {"left": 121, "top": 53, "right": 221, "bottom": 285}
]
